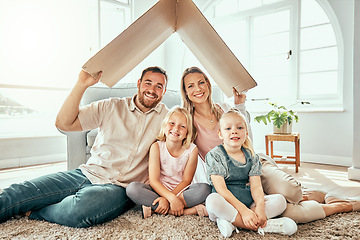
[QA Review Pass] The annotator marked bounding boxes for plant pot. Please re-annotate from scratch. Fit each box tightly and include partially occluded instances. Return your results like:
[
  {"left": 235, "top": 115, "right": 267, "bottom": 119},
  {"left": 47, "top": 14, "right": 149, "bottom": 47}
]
[{"left": 273, "top": 122, "right": 292, "bottom": 134}]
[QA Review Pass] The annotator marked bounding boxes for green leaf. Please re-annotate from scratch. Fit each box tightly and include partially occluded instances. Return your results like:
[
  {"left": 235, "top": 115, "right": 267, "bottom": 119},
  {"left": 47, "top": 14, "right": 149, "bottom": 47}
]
[
  {"left": 280, "top": 111, "right": 288, "bottom": 118},
  {"left": 254, "top": 101, "right": 303, "bottom": 126},
  {"left": 271, "top": 111, "right": 286, "bottom": 128},
  {"left": 294, "top": 115, "right": 299, "bottom": 122},
  {"left": 254, "top": 115, "right": 269, "bottom": 125},
  {"left": 273, "top": 117, "right": 285, "bottom": 128},
  {"left": 287, "top": 116, "right": 292, "bottom": 124},
  {"left": 266, "top": 114, "right": 271, "bottom": 123}
]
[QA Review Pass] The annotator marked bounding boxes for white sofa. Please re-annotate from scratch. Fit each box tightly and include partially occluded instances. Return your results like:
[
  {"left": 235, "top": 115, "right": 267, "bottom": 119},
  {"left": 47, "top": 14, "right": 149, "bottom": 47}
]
[{"left": 60, "top": 83, "right": 223, "bottom": 170}]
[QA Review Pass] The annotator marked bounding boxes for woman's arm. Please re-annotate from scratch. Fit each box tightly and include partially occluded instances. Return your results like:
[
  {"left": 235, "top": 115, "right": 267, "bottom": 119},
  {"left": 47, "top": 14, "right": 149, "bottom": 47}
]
[
  {"left": 171, "top": 147, "right": 198, "bottom": 196},
  {"left": 211, "top": 174, "right": 259, "bottom": 230},
  {"left": 233, "top": 87, "right": 247, "bottom": 105},
  {"left": 249, "top": 175, "right": 267, "bottom": 228},
  {"left": 233, "top": 89, "right": 253, "bottom": 141},
  {"left": 148, "top": 142, "right": 184, "bottom": 216}
]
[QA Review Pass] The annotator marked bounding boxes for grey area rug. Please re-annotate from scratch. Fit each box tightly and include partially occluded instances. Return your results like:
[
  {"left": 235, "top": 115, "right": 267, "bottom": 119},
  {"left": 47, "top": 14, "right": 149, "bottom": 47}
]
[{"left": 0, "top": 206, "right": 359, "bottom": 240}]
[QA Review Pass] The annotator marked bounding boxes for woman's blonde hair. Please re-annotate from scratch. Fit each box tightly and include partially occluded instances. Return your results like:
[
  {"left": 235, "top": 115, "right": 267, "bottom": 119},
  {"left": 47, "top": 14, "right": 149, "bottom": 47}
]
[
  {"left": 157, "top": 106, "right": 194, "bottom": 149},
  {"left": 219, "top": 109, "right": 255, "bottom": 156},
  {"left": 180, "top": 67, "right": 223, "bottom": 141}
]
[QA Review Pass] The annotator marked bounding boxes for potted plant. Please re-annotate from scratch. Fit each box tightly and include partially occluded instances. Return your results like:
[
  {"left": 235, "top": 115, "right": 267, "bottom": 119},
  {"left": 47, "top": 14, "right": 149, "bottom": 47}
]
[{"left": 254, "top": 102, "right": 299, "bottom": 134}]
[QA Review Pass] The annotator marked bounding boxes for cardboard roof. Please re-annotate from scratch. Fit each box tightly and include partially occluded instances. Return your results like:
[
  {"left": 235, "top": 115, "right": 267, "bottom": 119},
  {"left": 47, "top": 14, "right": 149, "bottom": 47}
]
[{"left": 82, "top": 0, "right": 257, "bottom": 97}]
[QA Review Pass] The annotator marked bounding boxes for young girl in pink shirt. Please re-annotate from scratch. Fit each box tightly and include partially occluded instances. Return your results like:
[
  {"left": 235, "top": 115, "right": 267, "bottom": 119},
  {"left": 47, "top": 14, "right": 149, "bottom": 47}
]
[{"left": 126, "top": 107, "right": 211, "bottom": 218}]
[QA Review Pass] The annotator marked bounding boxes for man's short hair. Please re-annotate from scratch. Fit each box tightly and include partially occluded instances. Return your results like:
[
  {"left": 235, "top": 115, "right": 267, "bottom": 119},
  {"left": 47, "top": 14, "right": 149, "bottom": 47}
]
[{"left": 140, "top": 66, "right": 168, "bottom": 85}]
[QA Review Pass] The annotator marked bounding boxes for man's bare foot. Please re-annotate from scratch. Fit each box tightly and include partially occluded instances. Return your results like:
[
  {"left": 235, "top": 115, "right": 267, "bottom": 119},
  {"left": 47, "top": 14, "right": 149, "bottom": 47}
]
[{"left": 302, "top": 190, "right": 326, "bottom": 203}]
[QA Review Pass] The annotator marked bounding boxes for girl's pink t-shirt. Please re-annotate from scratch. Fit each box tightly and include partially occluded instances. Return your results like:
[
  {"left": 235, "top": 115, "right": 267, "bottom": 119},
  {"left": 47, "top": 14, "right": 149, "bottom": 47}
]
[{"left": 158, "top": 141, "right": 197, "bottom": 191}]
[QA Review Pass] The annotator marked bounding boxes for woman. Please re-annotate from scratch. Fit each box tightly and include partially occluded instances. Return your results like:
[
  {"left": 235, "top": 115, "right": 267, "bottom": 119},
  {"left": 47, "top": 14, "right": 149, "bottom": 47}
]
[{"left": 180, "top": 66, "right": 359, "bottom": 223}]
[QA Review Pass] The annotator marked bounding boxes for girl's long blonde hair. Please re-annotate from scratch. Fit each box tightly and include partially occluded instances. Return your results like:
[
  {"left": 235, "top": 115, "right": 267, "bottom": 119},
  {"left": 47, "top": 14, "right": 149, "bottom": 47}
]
[
  {"left": 157, "top": 106, "right": 194, "bottom": 149},
  {"left": 180, "top": 67, "right": 223, "bottom": 141},
  {"left": 220, "top": 109, "right": 255, "bottom": 156}
]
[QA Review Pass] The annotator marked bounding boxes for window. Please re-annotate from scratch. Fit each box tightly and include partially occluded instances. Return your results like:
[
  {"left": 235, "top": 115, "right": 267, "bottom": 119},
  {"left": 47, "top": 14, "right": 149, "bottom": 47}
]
[
  {"left": 251, "top": 9, "right": 292, "bottom": 101},
  {"left": 0, "top": 0, "right": 132, "bottom": 137},
  {"left": 100, "top": 0, "right": 132, "bottom": 48},
  {"left": 299, "top": 0, "right": 339, "bottom": 102},
  {"left": 210, "top": 0, "right": 342, "bottom": 111}
]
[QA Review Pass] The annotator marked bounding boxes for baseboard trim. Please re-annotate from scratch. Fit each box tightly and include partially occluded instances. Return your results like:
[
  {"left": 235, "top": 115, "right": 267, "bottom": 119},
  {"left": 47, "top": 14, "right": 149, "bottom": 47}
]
[
  {"left": 0, "top": 154, "right": 66, "bottom": 170},
  {"left": 256, "top": 149, "right": 352, "bottom": 167},
  {"left": 300, "top": 153, "right": 352, "bottom": 167},
  {"left": 0, "top": 151, "right": 353, "bottom": 169},
  {"left": 348, "top": 167, "right": 360, "bottom": 181}
]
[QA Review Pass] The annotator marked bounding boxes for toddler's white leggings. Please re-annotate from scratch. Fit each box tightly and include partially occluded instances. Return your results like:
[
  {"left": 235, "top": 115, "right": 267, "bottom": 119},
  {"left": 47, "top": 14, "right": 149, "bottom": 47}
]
[{"left": 206, "top": 193, "right": 287, "bottom": 223}]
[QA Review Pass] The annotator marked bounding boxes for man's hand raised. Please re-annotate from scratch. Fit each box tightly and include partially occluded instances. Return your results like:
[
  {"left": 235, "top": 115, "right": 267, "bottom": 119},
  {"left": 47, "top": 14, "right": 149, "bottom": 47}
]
[{"left": 78, "top": 70, "right": 102, "bottom": 88}]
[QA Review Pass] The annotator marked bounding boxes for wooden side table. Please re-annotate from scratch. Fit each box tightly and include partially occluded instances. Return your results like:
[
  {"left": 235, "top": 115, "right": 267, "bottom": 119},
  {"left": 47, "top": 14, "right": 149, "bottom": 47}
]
[{"left": 265, "top": 132, "right": 300, "bottom": 173}]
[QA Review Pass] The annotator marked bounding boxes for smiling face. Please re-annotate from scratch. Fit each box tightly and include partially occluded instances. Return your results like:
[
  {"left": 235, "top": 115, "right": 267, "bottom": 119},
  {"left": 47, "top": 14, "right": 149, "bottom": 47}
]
[
  {"left": 183, "top": 72, "right": 210, "bottom": 105},
  {"left": 218, "top": 112, "right": 248, "bottom": 149},
  {"left": 165, "top": 111, "right": 188, "bottom": 143},
  {"left": 136, "top": 71, "right": 167, "bottom": 112}
]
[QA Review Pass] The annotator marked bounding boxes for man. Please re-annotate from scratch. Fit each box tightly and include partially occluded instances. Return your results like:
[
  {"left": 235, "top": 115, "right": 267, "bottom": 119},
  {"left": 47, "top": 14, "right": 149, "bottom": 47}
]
[{"left": 0, "top": 66, "right": 169, "bottom": 227}]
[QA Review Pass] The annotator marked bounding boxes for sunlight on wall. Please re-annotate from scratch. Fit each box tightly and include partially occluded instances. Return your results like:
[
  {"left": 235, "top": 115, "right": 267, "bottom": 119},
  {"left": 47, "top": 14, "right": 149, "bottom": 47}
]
[
  {"left": 0, "top": 0, "right": 98, "bottom": 136},
  {"left": 1, "top": 2, "right": 56, "bottom": 77},
  {"left": 0, "top": 0, "right": 96, "bottom": 88}
]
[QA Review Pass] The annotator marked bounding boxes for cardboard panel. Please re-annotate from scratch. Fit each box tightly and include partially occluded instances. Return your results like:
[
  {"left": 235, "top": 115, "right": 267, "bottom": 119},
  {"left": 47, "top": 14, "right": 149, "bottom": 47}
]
[
  {"left": 82, "top": 0, "right": 176, "bottom": 87},
  {"left": 82, "top": 0, "right": 257, "bottom": 97},
  {"left": 176, "top": 0, "right": 257, "bottom": 97}
]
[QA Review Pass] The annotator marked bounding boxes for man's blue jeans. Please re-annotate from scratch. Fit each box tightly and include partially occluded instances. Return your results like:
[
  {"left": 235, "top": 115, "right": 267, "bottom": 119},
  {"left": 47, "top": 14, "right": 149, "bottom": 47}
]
[{"left": 0, "top": 169, "right": 134, "bottom": 227}]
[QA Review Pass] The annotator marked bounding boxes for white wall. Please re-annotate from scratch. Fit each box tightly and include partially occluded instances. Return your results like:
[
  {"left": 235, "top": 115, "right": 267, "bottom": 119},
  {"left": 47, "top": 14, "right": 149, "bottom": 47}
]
[
  {"left": 0, "top": 0, "right": 356, "bottom": 169},
  {"left": 0, "top": 0, "right": 168, "bottom": 169},
  {"left": 249, "top": 0, "right": 354, "bottom": 167},
  {"left": 349, "top": 0, "right": 360, "bottom": 180},
  {"left": 161, "top": 0, "right": 355, "bottom": 167},
  {"left": 0, "top": 0, "right": 98, "bottom": 169},
  {"left": 0, "top": 136, "right": 66, "bottom": 169}
]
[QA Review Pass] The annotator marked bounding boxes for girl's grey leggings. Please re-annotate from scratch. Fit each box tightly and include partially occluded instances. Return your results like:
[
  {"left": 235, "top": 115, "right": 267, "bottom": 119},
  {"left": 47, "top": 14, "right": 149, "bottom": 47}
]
[{"left": 126, "top": 182, "right": 211, "bottom": 211}]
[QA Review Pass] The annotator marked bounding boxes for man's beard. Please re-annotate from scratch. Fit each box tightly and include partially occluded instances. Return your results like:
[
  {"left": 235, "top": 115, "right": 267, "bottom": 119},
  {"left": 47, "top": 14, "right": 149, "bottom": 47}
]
[{"left": 137, "top": 90, "right": 162, "bottom": 109}]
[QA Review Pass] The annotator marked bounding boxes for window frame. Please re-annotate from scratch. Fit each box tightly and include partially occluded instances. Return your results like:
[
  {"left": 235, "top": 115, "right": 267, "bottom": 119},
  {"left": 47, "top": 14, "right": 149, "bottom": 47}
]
[
  {"left": 210, "top": 0, "right": 343, "bottom": 112},
  {"left": 0, "top": 0, "right": 134, "bottom": 137}
]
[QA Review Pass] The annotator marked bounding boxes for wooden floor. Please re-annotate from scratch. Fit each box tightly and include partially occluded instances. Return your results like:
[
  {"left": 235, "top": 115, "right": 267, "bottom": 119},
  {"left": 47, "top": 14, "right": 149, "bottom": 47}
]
[
  {"left": 280, "top": 162, "right": 360, "bottom": 198},
  {"left": 0, "top": 161, "right": 359, "bottom": 198}
]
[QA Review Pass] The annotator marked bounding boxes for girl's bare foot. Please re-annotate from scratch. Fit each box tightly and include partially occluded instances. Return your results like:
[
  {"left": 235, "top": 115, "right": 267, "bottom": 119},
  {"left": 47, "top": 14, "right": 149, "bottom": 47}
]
[
  {"left": 142, "top": 205, "right": 152, "bottom": 218},
  {"left": 194, "top": 204, "right": 208, "bottom": 217}
]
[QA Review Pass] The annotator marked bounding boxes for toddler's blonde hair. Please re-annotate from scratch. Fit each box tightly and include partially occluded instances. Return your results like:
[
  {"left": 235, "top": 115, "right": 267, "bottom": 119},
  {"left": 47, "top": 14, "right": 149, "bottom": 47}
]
[{"left": 219, "top": 109, "right": 255, "bottom": 156}]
